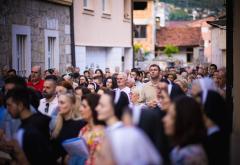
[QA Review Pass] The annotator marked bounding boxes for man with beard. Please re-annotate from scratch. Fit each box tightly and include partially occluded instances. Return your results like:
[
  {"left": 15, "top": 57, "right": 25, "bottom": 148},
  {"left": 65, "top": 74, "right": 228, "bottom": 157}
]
[
  {"left": 139, "top": 64, "right": 162, "bottom": 108},
  {"left": 38, "top": 75, "right": 58, "bottom": 117},
  {"left": 5, "top": 87, "right": 55, "bottom": 164},
  {"left": 130, "top": 68, "right": 143, "bottom": 89}
]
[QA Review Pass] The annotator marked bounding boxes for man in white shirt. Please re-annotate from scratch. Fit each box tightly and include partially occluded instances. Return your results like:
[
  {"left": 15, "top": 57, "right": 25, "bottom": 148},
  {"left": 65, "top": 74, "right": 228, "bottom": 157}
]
[
  {"left": 116, "top": 72, "right": 131, "bottom": 102},
  {"left": 38, "top": 75, "right": 58, "bottom": 117}
]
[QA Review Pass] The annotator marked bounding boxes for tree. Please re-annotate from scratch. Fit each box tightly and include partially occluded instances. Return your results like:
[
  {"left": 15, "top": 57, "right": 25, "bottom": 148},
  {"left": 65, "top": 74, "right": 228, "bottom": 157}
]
[
  {"left": 169, "top": 9, "right": 191, "bottom": 21},
  {"left": 163, "top": 44, "right": 179, "bottom": 58}
]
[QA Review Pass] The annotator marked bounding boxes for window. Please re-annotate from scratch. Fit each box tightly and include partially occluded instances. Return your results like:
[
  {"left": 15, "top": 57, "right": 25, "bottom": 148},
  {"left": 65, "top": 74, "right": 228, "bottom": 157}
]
[
  {"left": 187, "top": 48, "right": 193, "bottom": 62},
  {"left": 102, "top": 0, "right": 111, "bottom": 16},
  {"left": 47, "top": 37, "right": 56, "bottom": 69},
  {"left": 16, "top": 35, "right": 27, "bottom": 76},
  {"left": 83, "top": 0, "right": 88, "bottom": 7},
  {"left": 83, "top": 0, "right": 93, "bottom": 10},
  {"left": 134, "top": 2, "right": 147, "bottom": 10},
  {"left": 83, "top": 0, "right": 94, "bottom": 15},
  {"left": 134, "top": 25, "right": 147, "bottom": 38},
  {"left": 44, "top": 29, "right": 59, "bottom": 70},
  {"left": 124, "top": 0, "right": 131, "bottom": 19},
  {"left": 12, "top": 25, "right": 31, "bottom": 77}
]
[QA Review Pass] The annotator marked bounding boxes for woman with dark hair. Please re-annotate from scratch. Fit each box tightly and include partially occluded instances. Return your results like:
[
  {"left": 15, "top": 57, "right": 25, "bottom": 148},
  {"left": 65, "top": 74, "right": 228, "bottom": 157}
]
[
  {"left": 75, "top": 86, "right": 91, "bottom": 99},
  {"left": 79, "top": 75, "right": 89, "bottom": 87},
  {"left": 87, "top": 82, "right": 99, "bottom": 93},
  {"left": 104, "top": 77, "right": 118, "bottom": 90},
  {"left": 96, "top": 90, "right": 129, "bottom": 131},
  {"left": 95, "top": 69, "right": 104, "bottom": 79},
  {"left": 163, "top": 96, "right": 208, "bottom": 165},
  {"left": 78, "top": 93, "right": 105, "bottom": 165},
  {"left": 95, "top": 90, "right": 162, "bottom": 164}
]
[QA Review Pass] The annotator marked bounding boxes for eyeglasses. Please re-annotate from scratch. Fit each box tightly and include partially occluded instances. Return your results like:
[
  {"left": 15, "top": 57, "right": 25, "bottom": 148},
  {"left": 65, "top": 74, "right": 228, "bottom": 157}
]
[{"left": 45, "top": 103, "right": 49, "bottom": 113}]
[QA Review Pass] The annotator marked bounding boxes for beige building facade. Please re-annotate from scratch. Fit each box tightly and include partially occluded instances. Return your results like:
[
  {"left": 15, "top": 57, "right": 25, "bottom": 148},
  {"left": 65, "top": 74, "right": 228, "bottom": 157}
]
[
  {"left": 133, "top": 0, "right": 155, "bottom": 59},
  {"left": 73, "top": 0, "right": 133, "bottom": 72}
]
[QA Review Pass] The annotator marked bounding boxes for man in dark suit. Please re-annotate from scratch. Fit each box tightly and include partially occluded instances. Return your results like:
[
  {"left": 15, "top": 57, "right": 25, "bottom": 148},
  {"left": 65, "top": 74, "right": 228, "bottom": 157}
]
[{"left": 160, "top": 78, "right": 185, "bottom": 100}]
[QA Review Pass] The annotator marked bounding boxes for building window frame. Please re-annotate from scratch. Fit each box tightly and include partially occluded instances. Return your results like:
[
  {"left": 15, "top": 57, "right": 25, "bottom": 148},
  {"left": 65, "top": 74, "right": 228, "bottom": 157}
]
[
  {"left": 102, "top": 0, "right": 111, "bottom": 19},
  {"left": 134, "top": 25, "right": 147, "bottom": 38},
  {"left": 83, "top": 0, "right": 94, "bottom": 15},
  {"left": 44, "top": 29, "right": 59, "bottom": 70},
  {"left": 124, "top": 0, "right": 131, "bottom": 21},
  {"left": 133, "top": 1, "right": 148, "bottom": 10},
  {"left": 12, "top": 25, "right": 31, "bottom": 77}
]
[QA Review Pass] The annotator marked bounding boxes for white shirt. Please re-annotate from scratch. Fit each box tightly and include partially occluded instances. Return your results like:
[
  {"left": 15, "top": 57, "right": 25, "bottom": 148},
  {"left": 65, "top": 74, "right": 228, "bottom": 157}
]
[
  {"left": 135, "top": 81, "right": 143, "bottom": 89},
  {"left": 38, "top": 96, "right": 58, "bottom": 117},
  {"left": 130, "top": 104, "right": 146, "bottom": 125},
  {"left": 207, "top": 125, "right": 220, "bottom": 136},
  {"left": 106, "top": 121, "right": 124, "bottom": 133}
]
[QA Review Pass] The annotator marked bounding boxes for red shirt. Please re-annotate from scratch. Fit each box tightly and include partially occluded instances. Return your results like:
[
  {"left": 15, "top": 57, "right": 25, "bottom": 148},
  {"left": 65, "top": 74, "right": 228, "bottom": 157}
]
[{"left": 27, "top": 79, "right": 44, "bottom": 92}]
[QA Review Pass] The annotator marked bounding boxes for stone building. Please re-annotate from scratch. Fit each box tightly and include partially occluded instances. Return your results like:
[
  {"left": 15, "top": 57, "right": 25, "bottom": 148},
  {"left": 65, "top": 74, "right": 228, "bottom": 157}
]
[{"left": 0, "top": 0, "right": 72, "bottom": 76}]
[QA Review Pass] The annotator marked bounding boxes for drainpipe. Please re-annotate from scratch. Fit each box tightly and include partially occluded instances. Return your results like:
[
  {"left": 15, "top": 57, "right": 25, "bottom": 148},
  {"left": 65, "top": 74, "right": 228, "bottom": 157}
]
[
  {"left": 132, "top": 0, "right": 135, "bottom": 68},
  {"left": 70, "top": 3, "right": 76, "bottom": 67}
]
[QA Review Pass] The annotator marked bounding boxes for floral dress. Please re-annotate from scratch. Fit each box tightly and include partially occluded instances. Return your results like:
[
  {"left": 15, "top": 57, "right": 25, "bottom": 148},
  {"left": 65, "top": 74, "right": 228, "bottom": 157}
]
[{"left": 79, "top": 125, "right": 105, "bottom": 165}]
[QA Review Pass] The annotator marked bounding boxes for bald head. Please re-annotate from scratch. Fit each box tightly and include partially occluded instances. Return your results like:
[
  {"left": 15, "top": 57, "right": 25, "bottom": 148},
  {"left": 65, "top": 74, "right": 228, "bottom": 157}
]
[
  {"left": 117, "top": 72, "right": 128, "bottom": 89},
  {"left": 31, "top": 65, "right": 42, "bottom": 82}
]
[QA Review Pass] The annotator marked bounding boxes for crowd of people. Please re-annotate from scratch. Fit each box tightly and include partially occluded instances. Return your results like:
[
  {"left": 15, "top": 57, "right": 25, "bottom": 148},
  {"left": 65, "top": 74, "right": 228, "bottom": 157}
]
[{"left": 0, "top": 63, "right": 230, "bottom": 165}]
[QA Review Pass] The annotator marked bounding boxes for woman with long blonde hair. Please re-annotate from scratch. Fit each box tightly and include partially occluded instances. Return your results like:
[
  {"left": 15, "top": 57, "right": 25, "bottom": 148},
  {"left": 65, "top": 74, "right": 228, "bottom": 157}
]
[{"left": 51, "top": 92, "right": 86, "bottom": 161}]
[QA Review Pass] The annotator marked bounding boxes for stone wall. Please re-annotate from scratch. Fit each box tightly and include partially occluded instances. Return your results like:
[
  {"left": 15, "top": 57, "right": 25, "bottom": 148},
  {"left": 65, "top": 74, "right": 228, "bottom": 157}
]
[{"left": 0, "top": 0, "right": 71, "bottom": 75}]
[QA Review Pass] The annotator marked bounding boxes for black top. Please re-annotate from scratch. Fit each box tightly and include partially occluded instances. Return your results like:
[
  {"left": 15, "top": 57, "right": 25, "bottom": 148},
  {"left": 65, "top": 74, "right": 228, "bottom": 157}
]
[
  {"left": 20, "top": 113, "right": 51, "bottom": 139},
  {"left": 138, "top": 106, "right": 171, "bottom": 165},
  {"left": 203, "top": 130, "right": 230, "bottom": 165},
  {"left": 20, "top": 113, "right": 56, "bottom": 165},
  {"left": 169, "top": 83, "right": 185, "bottom": 100},
  {"left": 51, "top": 119, "right": 86, "bottom": 160}
]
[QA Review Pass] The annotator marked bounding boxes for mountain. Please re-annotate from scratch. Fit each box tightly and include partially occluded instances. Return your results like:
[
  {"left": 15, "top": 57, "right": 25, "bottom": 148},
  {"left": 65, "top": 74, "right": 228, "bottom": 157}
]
[{"left": 160, "top": 0, "right": 225, "bottom": 9}]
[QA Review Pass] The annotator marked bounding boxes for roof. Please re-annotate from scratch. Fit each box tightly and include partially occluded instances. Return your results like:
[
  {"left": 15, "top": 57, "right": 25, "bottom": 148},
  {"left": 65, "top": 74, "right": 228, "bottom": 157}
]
[
  {"left": 207, "top": 15, "right": 226, "bottom": 30},
  {"left": 165, "top": 17, "right": 216, "bottom": 28},
  {"left": 166, "top": 21, "right": 190, "bottom": 27},
  {"left": 156, "top": 27, "right": 203, "bottom": 47},
  {"left": 187, "top": 16, "right": 215, "bottom": 27}
]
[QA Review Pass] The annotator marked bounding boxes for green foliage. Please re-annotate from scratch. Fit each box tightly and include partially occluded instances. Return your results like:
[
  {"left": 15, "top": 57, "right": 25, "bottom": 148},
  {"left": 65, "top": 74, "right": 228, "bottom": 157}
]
[
  {"left": 160, "top": 0, "right": 225, "bottom": 9},
  {"left": 163, "top": 45, "right": 179, "bottom": 58},
  {"left": 133, "top": 43, "right": 142, "bottom": 54},
  {"left": 144, "top": 50, "right": 150, "bottom": 57},
  {"left": 169, "top": 9, "right": 191, "bottom": 21}
]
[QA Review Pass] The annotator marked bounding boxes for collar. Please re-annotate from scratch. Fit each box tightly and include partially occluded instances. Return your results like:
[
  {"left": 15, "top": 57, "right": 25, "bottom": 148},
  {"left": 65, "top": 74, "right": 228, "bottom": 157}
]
[
  {"left": 42, "top": 95, "right": 58, "bottom": 104},
  {"left": 208, "top": 125, "right": 220, "bottom": 136},
  {"left": 106, "top": 121, "right": 123, "bottom": 132}
]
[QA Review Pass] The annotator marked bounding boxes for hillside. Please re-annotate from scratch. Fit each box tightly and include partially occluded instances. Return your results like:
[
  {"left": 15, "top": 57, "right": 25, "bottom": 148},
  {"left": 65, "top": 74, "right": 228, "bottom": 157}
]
[{"left": 160, "top": 0, "right": 225, "bottom": 9}]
